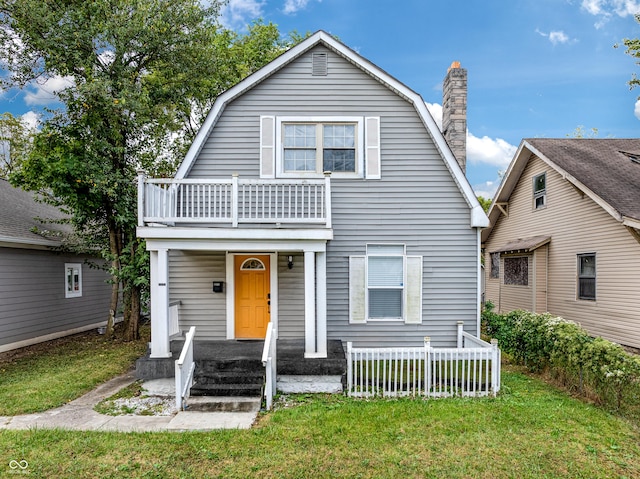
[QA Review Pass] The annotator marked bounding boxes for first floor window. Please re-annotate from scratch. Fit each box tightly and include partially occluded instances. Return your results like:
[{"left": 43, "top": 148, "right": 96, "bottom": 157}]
[
  {"left": 367, "top": 244, "right": 405, "bottom": 319},
  {"left": 65, "top": 263, "right": 82, "bottom": 298},
  {"left": 578, "top": 253, "right": 596, "bottom": 300},
  {"left": 504, "top": 256, "right": 528, "bottom": 286}
]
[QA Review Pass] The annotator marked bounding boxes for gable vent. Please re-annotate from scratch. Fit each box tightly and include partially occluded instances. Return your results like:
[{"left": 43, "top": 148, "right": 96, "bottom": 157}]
[{"left": 312, "top": 52, "right": 328, "bottom": 76}]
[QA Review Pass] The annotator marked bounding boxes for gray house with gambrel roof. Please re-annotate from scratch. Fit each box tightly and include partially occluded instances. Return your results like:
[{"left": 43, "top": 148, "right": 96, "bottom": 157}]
[
  {"left": 137, "top": 31, "right": 488, "bottom": 365},
  {"left": 0, "top": 179, "right": 112, "bottom": 352},
  {"left": 482, "top": 139, "right": 640, "bottom": 349}
]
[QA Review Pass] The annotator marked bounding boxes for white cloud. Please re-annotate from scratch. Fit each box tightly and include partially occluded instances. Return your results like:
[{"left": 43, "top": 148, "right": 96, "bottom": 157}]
[
  {"left": 635, "top": 99, "right": 640, "bottom": 119},
  {"left": 283, "top": 0, "right": 318, "bottom": 14},
  {"left": 472, "top": 180, "right": 500, "bottom": 199},
  {"left": 24, "top": 75, "right": 74, "bottom": 106},
  {"left": 21, "top": 111, "right": 40, "bottom": 130},
  {"left": 425, "top": 102, "right": 442, "bottom": 130},
  {"left": 581, "top": 0, "right": 640, "bottom": 19},
  {"left": 220, "top": 0, "right": 265, "bottom": 29},
  {"left": 536, "top": 28, "right": 574, "bottom": 45},
  {"left": 467, "top": 133, "right": 517, "bottom": 168},
  {"left": 426, "top": 102, "right": 516, "bottom": 169}
]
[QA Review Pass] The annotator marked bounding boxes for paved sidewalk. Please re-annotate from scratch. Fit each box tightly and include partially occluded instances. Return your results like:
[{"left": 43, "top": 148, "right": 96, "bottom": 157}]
[{"left": 0, "top": 373, "right": 258, "bottom": 432}]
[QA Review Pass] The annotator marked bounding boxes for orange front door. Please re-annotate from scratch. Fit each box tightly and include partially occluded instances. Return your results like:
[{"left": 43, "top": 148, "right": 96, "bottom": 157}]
[{"left": 234, "top": 255, "right": 270, "bottom": 339}]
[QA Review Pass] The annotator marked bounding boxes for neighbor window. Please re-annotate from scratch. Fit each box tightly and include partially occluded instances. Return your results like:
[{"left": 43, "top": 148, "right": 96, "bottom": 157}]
[
  {"left": 533, "top": 172, "right": 546, "bottom": 209},
  {"left": 65, "top": 263, "right": 82, "bottom": 298},
  {"left": 367, "top": 244, "right": 405, "bottom": 319},
  {"left": 503, "top": 256, "right": 528, "bottom": 286},
  {"left": 283, "top": 123, "right": 356, "bottom": 173},
  {"left": 577, "top": 253, "right": 596, "bottom": 300},
  {"left": 490, "top": 252, "right": 500, "bottom": 279}
]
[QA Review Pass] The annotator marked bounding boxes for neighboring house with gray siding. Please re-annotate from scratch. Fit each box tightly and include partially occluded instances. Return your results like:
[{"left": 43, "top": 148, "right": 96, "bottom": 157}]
[
  {"left": 0, "top": 179, "right": 112, "bottom": 352},
  {"left": 482, "top": 139, "right": 640, "bottom": 349},
  {"left": 137, "top": 31, "right": 488, "bottom": 363}
]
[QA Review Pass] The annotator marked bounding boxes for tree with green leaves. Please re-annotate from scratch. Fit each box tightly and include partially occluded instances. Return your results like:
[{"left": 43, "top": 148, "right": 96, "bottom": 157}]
[
  {"left": 616, "top": 14, "right": 640, "bottom": 96},
  {"left": 477, "top": 195, "right": 492, "bottom": 213},
  {"left": 1, "top": 0, "right": 293, "bottom": 340}
]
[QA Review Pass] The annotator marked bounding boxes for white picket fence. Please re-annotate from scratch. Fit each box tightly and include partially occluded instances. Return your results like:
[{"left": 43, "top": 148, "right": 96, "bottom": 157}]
[{"left": 347, "top": 323, "right": 500, "bottom": 398}]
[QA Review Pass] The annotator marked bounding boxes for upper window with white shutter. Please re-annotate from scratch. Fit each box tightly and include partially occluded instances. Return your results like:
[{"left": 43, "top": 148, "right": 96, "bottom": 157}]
[{"left": 261, "top": 116, "right": 381, "bottom": 179}]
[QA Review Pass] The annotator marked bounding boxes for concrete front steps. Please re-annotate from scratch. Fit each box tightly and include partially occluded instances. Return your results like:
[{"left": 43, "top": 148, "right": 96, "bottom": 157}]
[
  {"left": 190, "top": 358, "right": 265, "bottom": 398},
  {"left": 185, "top": 396, "right": 261, "bottom": 413}
]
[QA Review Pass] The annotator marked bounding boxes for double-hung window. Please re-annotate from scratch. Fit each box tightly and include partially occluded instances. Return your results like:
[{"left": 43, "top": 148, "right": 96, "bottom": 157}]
[
  {"left": 65, "top": 263, "right": 82, "bottom": 298},
  {"left": 283, "top": 122, "right": 357, "bottom": 174},
  {"left": 533, "top": 172, "right": 546, "bottom": 209},
  {"left": 349, "top": 245, "right": 422, "bottom": 324},
  {"left": 577, "top": 253, "right": 596, "bottom": 300},
  {"left": 367, "top": 244, "right": 405, "bottom": 319}
]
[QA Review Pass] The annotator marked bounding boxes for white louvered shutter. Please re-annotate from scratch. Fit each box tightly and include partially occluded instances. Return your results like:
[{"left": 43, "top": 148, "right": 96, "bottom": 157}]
[
  {"left": 365, "top": 116, "right": 381, "bottom": 179},
  {"left": 404, "top": 256, "right": 423, "bottom": 324},
  {"left": 260, "top": 116, "right": 275, "bottom": 178},
  {"left": 349, "top": 256, "right": 367, "bottom": 323}
]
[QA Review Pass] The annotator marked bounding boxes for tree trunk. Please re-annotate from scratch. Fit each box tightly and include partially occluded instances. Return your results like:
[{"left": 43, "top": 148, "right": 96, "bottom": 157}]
[{"left": 105, "top": 279, "right": 119, "bottom": 339}]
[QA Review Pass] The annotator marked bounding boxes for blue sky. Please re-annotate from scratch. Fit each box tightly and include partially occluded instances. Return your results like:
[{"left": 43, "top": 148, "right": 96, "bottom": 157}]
[{"left": 3, "top": 0, "right": 640, "bottom": 198}]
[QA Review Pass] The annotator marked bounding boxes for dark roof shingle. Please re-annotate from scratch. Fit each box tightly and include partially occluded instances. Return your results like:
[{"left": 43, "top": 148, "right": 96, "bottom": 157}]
[
  {"left": 0, "top": 179, "right": 69, "bottom": 246},
  {"left": 526, "top": 138, "right": 640, "bottom": 222}
]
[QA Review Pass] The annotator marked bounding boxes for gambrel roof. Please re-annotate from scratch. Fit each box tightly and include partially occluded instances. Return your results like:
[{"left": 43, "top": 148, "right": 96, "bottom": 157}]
[
  {"left": 175, "top": 30, "right": 488, "bottom": 228},
  {"left": 0, "top": 179, "right": 68, "bottom": 247},
  {"left": 482, "top": 138, "right": 640, "bottom": 241}
]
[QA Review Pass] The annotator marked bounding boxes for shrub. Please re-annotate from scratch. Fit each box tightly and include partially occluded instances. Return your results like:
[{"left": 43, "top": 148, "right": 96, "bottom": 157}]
[{"left": 482, "top": 304, "right": 640, "bottom": 419}]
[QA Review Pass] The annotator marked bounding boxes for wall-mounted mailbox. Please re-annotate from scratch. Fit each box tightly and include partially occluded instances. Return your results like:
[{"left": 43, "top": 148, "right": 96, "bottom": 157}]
[{"left": 212, "top": 281, "right": 224, "bottom": 293}]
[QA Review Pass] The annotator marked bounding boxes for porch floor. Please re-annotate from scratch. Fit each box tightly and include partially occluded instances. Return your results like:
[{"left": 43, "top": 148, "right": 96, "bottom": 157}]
[{"left": 136, "top": 339, "right": 347, "bottom": 379}]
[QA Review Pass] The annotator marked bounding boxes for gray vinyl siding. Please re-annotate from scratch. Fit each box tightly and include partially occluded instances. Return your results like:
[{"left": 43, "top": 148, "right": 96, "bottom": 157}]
[
  {"left": 0, "top": 247, "right": 111, "bottom": 351},
  {"left": 484, "top": 155, "right": 640, "bottom": 349},
  {"left": 177, "top": 45, "right": 479, "bottom": 347},
  {"left": 169, "top": 251, "right": 227, "bottom": 338},
  {"left": 277, "top": 253, "right": 305, "bottom": 338}
]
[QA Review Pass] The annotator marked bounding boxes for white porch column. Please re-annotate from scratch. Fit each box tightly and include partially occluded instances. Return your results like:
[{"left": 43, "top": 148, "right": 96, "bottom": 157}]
[
  {"left": 315, "top": 251, "right": 327, "bottom": 357},
  {"left": 304, "top": 250, "right": 317, "bottom": 357},
  {"left": 150, "top": 249, "right": 171, "bottom": 358}
]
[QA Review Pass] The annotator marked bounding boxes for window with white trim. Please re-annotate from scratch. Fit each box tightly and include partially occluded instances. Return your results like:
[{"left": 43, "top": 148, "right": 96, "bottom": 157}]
[
  {"left": 533, "top": 172, "right": 546, "bottom": 209},
  {"left": 261, "top": 116, "right": 381, "bottom": 179},
  {"left": 577, "top": 253, "right": 596, "bottom": 300},
  {"left": 348, "top": 245, "right": 422, "bottom": 324},
  {"left": 367, "top": 244, "right": 405, "bottom": 319},
  {"left": 65, "top": 263, "right": 82, "bottom": 298}
]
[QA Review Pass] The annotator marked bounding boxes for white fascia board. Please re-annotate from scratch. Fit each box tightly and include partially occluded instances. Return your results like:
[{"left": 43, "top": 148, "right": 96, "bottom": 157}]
[
  {"left": 623, "top": 217, "right": 640, "bottom": 229},
  {"left": 0, "top": 235, "right": 59, "bottom": 249},
  {"left": 137, "top": 226, "right": 333, "bottom": 241},
  {"left": 145, "top": 238, "right": 328, "bottom": 253}
]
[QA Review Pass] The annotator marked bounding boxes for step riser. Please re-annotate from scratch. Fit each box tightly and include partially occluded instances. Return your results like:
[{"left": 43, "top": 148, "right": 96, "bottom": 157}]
[
  {"left": 197, "top": 360, "right": 263, "bottom": 374},
  {"left": 194, "top": 374, "right": 264, "bottom": 385},
  {"left": 191, "top": 386, "right": 263, "bottom": 397}
]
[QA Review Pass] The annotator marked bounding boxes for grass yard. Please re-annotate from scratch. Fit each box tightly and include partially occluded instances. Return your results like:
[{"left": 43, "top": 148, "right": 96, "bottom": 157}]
[{"left": 1, "top": 330, "right": 640, "bottom": 478}]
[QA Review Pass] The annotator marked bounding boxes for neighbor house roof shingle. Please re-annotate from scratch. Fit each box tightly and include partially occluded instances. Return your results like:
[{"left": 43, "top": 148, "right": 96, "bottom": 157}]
[{"left": 0, "top": 178, "right": 69, "bottom": 247}]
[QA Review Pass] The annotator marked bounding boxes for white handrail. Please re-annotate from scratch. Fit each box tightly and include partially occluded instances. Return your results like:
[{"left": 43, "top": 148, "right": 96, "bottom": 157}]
[
  {"left": 261, "top": 322, "right": 277, "bottom": 410},
  {"left": 140, "top": 176, "right": 331, "bottom": 227},
  {"left": 175, "top": 326, "right": 196, "bottom": 411}
]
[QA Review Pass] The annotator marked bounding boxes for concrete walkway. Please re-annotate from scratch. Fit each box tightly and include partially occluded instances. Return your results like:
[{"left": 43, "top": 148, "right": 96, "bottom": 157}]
[{"left": 0, "top": 372, "right": 259, "bottom": 433}]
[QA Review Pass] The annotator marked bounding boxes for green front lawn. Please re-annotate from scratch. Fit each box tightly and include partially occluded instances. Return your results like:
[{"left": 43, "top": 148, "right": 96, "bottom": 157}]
[{"left": 1, "top": 328, "right": 639, "bottom": 478}]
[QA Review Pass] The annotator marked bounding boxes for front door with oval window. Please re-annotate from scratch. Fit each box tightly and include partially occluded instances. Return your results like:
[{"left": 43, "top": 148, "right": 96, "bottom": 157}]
[{"left": 234, "top": 255, "right": 270, "bottom": 339}]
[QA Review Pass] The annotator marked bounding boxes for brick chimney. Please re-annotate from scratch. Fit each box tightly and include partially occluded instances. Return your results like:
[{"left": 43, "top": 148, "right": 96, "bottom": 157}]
[{"left": 442, "top": 61, "right": 467, "bottom": 173}]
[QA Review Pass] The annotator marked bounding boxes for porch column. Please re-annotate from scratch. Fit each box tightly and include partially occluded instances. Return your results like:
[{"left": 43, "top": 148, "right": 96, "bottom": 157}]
[
  {"left": 304, "top": 250, "right": 317, "bottom": 357},
  {"left": 150, "top": 248, "right": 171, "bottom": 358},
  {"left": 316, "top": 251, "right": 327, "bottom": 357}
]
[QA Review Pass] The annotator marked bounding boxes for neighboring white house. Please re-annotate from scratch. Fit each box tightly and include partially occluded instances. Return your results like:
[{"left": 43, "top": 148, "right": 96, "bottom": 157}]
[
  {"left": 136, "top": 31, "right": 488, "bottom": 362},
  {"left": 0, "top": 178, "right": 112, "bottom": 353}
]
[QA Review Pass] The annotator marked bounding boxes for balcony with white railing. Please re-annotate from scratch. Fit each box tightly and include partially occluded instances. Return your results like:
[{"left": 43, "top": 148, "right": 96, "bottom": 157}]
[{"left": 137, "top": 172, "right": 332, "bottom": 229}]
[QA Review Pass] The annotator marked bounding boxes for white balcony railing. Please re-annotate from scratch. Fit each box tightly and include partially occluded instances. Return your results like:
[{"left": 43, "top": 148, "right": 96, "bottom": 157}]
[{"left": 137, "top": 173, "right": 332, "bottom": 228}]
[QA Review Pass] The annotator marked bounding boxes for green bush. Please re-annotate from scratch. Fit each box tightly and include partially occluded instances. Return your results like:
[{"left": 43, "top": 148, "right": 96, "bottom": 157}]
[{"left": 482, "top": 303, "right": 640, "bottom": 419}]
